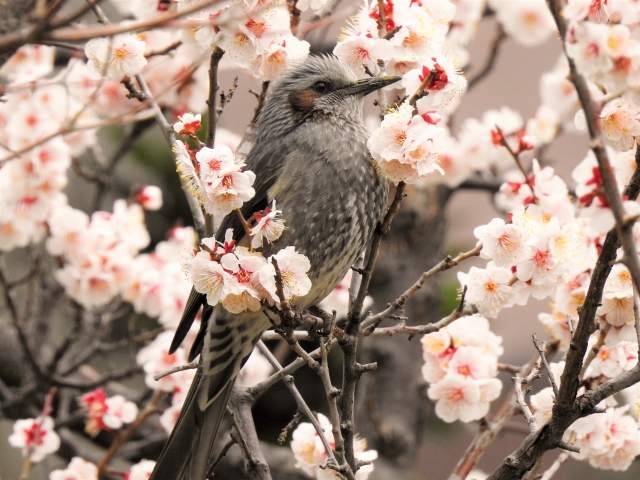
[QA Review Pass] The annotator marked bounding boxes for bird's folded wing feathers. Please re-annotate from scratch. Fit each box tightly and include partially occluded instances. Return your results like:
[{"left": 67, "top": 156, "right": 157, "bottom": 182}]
[
  {"left": 169, "top": 288, "right": 206, "bottom": 355},
  {"left": 217, "top": 137, "right": 290, "bottom": 242}
]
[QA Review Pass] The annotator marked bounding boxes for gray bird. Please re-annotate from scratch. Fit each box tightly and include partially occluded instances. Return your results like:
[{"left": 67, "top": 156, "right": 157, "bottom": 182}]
[{"left": 150, "top": 55, "right": 400, "bottom": 480}]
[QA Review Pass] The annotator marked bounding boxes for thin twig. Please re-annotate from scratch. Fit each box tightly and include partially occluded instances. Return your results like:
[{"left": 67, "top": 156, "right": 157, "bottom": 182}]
[
  {"left": 467, "top": 23, "right": 506, "bottom": 90},
  {"left": 153, "top": 360, "right": 199, "bottom": 381},
  {"left": 365, "top": 244, "right": 482, "bottom": 328},
  {"left": 134, "top": 73, "right": 206, "bottom": 239},
  {"left": 579, "top": 323, "right": 610, "bottom": 379},
  {"left": 277, "top": 410, "right": 302, "bottom": 444},
  {"left": 225, "top": 405, "right": 259, "bottom": 467},
  {"left": 513, "top": 373, "right": 538, "bottom": 433},
  {"left": 539, "top": 452, "right": 570, "bottom": 480},
  {"left": 235, "top": 209, "right": 253, "bottom": 237},
  {"left": 206, "top": 437, "right": 236, "bottom": 479},
  {"left": 532, "top": 334, "right": 559, "bottom": 398},
  {"left": 316, "top": 315, "right": 349, "bottom": 469},
  {"left": 449, "top": 341, "right": 559, "bottom": 480},
  {"left": 255, "top": 342, "right": 348, "bottom": 478},
  {"left": 96, "top": 389, "right": 164, "bottom": 476},
  {"left": 407, "top": 69, "right": 437, "bottom": 108}
]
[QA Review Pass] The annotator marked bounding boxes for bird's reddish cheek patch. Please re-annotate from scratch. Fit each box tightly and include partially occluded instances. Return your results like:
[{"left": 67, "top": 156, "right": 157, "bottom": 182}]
[{"left": 289, "top": 90, "right": 317, "bottom": 111}]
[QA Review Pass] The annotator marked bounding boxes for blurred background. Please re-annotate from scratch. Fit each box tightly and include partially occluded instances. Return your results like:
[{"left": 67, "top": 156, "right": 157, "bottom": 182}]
[{"left": 1, "top": 1, "right": 639, "bottom": 479}]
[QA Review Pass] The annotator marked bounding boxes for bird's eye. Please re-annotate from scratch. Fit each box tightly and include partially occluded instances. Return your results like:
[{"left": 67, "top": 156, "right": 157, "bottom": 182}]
[{"left": 313, "top": 82, "right": 327, "bottom": 93}]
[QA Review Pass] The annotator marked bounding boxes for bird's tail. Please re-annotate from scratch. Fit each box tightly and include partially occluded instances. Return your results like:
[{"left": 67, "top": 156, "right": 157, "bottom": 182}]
[
  {"left": 150, "top": 307, "right": 272, "bottom": 480},
  {"left": 149, "top": 368, "right": 234, "bottom": 480}
]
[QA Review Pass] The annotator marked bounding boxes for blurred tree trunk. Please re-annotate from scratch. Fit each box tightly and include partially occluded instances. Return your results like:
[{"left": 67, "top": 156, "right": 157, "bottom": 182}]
[
  {"left": 357, "top": 184, "right": 452, "bottom": 479},
  {"left": 0, "top": 0, "right": 37, "bottom": 67}
]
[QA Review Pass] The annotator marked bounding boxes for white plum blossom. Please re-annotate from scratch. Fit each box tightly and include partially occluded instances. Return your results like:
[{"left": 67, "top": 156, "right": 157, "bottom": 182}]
[
  {"left": 427, "top": 374, "right": 502, "bottom": 423},
  {"left": 47, "top": 199, "right": 150, "bottom": 309},
  {"left": 190, "top": 247, "right": 232, "bottom": 307},
  {"left": 85, "top": 34, "right": 147, "bottom": 79},
  {"left": 291, "top": 413, "right": 377, "bottom": 479},
  {"left": 8, "top": 416, "right": 60, "bottom": 462},
  {"left": 296, "top": 0, "right": 330, "bottom": 11},
  {"left": 197, "top": 146, "right": 256, "bottom": 218},
  {"left": 135, "top": 186, "right": 163, "bottom": 211},
  {"left": 599, "top": 97, "right": 640, "bottom": 152},
  {"left": 79, "top": 388, "right": 138, "bottom": 435},
  {"left": 260, "top": 246, "right": 312, "bottom": 304},
  {"left": 564, "top": 0, "right": 610, "bottom": 23},
  {"left": 489, "top": 0, "right": 556, "bottom": 47},
  {"left": 50, "top": 457, "right": 98, "bottom": 480},
  {"left": 421, "top": 315, "right": 503, "bottom": 423},
  {"left": 318, "top": 269, "right": 373, "bottom": 319},
  {"left": 566, "top": 22, "right": 613, "bottom": 78},
  {"left": 457, "top": 263, "right": 518, "bottom": 318},
  {"left": 473, "top": 218, "right": 535, "bottom": 268},
  {"left": 136, "top": 331, "right": 193, "bottom": 391},
  {"left": 539, "top": 309, "right": 579, "bottom": 351},
  {"left": 0, "top": 44, "right": 55, "bottom": 83},
  {"left": 586, "top": 341, "right": 638, "bottom": 379},
  {"left": 258, "top": 36, "right": 310, "bottom": 81},
  {"left": 128, "top": 459, "right": 157, "bottom": 480},
  {"left": 569, "top": 407, "right": 640, "bottom": 471},
  {"left": 368, "top": 103, "right": 447, "bottom": 183},
  {"left": 597, "top": 264, "right": 636, "bottom": 327},
  {"left": 526, "top": 105, "right": 560, "bottom": 145},
  {"left": 250, "top": 200, "right": 286, "bottom": 248},
  {"left": 219, "top": 247, "right": 267, "bottom": 313},
  {"left": 530, "top": 387, "right": 555, "bottom": 426},
  {"left": 123, "top": 226, "right": 195, "bottom": 329},
  {"left": 404, "top": 52, "right": 468, "bottom": 114},
  {"left": 333, "top": 34, "right": 394, "bottom": 76},
  {"left": 103, "top": 395, "right": 138, "bottom": 430}
]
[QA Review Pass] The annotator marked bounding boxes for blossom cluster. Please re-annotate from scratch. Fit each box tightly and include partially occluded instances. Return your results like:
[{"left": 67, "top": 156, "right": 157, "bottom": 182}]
[
  {"left": 79, "top": 388, "right": 138, "bottom": 436},
  {"left": 49, "top": 456, "right": 156, "bottom": 480},
  {"left": 173, "top": 0, "right": 310, "bottom": 80},
  {"left": 421, "top": 315, "right": 503, "bottom": 423},
  {"left": 189, "top": 236, "right": 312, "bottom": 314},
  {"left": 562, "top": 0, "right": 640, "bottom": 153},
  {"left": 174, "top": 116, "right": 257, "bottom": 219},
  {"left": 457, "top": 148, "right": 640, "bottom": 469},
  {"left": 0, "top": 52, "right": 95, "bottom": 252},
  {"left": 172, "top": 113, "right": 312, "bottom": 313},
  {"left": 331, "top": 0, "right": 467, "bottom": 184},
  {"left": 123, "top": 226, "right": 197, "bottom": 330},
  {"left": 290, "top": 413, "right": 377, "bottom": 480},
  {"left": 461, "top": 156, "right": 599, "bottom": 320},
  {"left": 530, "top": 362, "right": 640, "bottom": 472},
  {"left": 46, "top": 199, "right": 152, "bottom": 309}
]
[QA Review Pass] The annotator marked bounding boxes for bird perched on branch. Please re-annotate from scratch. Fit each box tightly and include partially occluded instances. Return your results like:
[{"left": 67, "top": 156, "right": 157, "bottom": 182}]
[{"left": 150, "top": 55, "right": 400, "bottom": 480}]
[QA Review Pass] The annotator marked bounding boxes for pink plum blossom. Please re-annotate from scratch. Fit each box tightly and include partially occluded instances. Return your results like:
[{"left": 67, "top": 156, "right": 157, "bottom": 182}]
[{"left": 427, "top": 374, "right": 502, "bottom": 423}]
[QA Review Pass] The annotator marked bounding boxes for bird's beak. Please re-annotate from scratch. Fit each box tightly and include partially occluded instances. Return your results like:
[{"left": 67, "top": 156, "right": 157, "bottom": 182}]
[{"left": 339, "top": 75, "right": 402, "bottom": 96}]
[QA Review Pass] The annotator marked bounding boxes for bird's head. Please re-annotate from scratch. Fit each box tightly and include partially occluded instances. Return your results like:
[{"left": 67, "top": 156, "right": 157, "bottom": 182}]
[{"left": 256, "top": 55, "right": 400, "bottom": 139}]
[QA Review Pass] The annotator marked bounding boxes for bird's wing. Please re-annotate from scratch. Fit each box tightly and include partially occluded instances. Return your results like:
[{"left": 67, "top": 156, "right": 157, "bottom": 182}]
[
  {"left": 169, "top": 137, "right": 290, "bottom": 357},
  {"left": 217, "top": 136, "right": 289, "bottom": 241}
]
